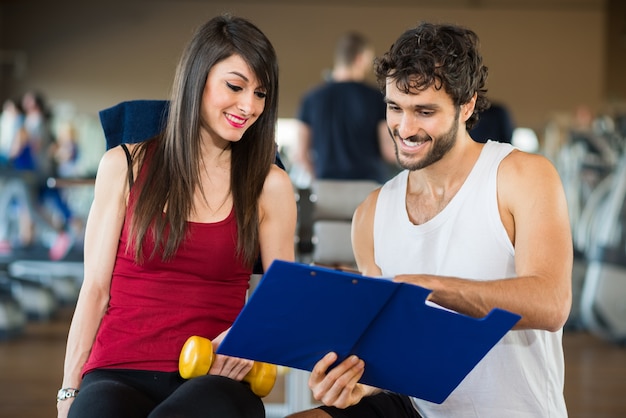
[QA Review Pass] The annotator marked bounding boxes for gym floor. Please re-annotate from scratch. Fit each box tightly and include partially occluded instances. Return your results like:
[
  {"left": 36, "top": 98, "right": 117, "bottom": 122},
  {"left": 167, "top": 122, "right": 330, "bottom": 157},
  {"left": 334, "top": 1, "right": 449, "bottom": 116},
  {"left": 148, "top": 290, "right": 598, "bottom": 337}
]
[{"left": 1, "top": 306, "right": 625, "bottom": 418}]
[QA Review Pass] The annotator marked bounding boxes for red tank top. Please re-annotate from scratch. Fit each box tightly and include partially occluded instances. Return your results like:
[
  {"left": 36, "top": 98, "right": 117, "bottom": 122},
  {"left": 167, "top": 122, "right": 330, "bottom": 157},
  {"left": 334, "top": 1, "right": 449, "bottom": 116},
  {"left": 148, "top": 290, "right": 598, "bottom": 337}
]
[{"left": 83, "top": 157, "right": 251, "bottom": 375}]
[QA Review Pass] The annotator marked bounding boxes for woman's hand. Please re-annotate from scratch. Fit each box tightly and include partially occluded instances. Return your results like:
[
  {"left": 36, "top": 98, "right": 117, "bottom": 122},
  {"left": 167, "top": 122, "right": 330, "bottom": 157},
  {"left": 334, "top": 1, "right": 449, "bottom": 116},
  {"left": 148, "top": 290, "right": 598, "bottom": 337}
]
[
  {"left": 57, "top": 398, "right": 74, "bottom": 418},
  {"left": 208, "top": 329, "right": 254, "bottom": 381}
]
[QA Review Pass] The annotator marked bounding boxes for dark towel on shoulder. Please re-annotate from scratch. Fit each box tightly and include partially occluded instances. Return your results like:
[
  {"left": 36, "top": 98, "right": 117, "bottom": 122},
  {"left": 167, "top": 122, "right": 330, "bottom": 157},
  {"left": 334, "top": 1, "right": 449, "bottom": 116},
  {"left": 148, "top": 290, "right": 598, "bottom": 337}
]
[{"left": 99, "top": 100, "right": 169, "bottom": 149}]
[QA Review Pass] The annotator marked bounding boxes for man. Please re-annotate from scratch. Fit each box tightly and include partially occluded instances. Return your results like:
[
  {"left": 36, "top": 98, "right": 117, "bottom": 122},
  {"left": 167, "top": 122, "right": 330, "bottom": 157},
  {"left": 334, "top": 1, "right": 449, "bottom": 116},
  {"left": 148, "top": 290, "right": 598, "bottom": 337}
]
[
  {"left": 289, "top": 22, "right": 572, "bottom": 418},
  {"left": 293, "top": 32, "right": 396, "bottom": 184}
]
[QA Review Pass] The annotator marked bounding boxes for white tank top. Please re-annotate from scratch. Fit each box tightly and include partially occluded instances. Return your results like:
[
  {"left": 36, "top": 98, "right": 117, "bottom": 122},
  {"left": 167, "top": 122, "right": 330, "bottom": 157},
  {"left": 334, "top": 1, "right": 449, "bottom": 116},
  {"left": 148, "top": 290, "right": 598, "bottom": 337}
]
[{"left": 374, "top": 141, "right": 567, "bottom": 418}]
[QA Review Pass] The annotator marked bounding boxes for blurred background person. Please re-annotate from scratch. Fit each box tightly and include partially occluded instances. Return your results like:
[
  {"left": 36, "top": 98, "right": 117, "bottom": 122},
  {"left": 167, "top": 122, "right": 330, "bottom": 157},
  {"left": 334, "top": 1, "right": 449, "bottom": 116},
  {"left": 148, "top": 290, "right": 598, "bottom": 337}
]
[
  {"left": 0, "top": 91, "right": 74, "bottom": 260},
  {"left": 18, "top": 90, "right": 54, "bottom": 177},
  {"left": 50, "top": 120, "right": 80, "bottom": 179},
  {"left": 293, "top": 31, "right": 397, "bottom": 186},
  {"left": 469, "top": 101, "right": 515, "bottom": 144},
  {"left": 0, "top": 98, "right": 25, "bottom": 167}
]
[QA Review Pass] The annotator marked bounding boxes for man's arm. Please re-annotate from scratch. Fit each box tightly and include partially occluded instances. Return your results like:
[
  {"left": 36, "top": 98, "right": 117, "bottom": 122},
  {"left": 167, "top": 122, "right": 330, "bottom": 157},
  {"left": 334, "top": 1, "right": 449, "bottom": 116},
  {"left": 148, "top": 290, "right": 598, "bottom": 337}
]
[
  {"left": 395, "top": 151, "right": 573, "bottom": 331},
  {"left": 352, "top": 189, "right": 383, "bottom": 277}
]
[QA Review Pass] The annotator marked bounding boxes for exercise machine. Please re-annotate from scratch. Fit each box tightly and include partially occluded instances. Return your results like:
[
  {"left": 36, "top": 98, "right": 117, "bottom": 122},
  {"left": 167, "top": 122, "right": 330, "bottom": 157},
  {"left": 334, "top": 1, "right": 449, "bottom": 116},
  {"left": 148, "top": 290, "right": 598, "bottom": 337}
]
[{"left": 579, "top": 150, "right": 626, "bottom": 344}]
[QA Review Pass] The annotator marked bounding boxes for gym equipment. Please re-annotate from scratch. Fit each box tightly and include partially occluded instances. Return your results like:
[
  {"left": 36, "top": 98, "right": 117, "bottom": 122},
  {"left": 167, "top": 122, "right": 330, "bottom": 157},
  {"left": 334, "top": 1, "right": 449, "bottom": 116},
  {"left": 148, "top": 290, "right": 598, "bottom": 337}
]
[
  {"left": 8, "top": 260, "right": 82, "bottom": 305},
  {"left": 579, "top": 151, "right": 626, "bottom": 344},
  {"left": 308, "top": 179, "right": 380, "bottom": 269},
  {"left": 178, "top": 335, "right": 277, "bottom": 397},
  {"left": 0, "top": 272, "right": 27, "bottom": 340},
  {"left": 9, "top": 276, "right": 58, "bottom": 320},
  {"left": 552, "top": 116, "right": 623, "bottom": 332},
  {"left": 1, "top": 259, "right": 83, "bottom": 320}
]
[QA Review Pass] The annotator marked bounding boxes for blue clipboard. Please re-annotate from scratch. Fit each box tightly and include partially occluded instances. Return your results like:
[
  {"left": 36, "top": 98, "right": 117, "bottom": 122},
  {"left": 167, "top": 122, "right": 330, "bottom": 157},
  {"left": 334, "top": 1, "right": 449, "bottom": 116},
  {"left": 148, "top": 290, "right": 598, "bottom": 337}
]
[{"left": 217, "top": 260, "right": 521, "bottom": 404}]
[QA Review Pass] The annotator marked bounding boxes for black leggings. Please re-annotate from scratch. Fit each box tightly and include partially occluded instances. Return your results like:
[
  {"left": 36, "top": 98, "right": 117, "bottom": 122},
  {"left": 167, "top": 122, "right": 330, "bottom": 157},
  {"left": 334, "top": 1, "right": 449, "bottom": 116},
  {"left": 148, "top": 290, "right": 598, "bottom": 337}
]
[
  {"left": 318, "top": 391, "right": 421, "bottom": 418},
  {"left": 69, "top": 369, "right": 265, "bottom": 418}
]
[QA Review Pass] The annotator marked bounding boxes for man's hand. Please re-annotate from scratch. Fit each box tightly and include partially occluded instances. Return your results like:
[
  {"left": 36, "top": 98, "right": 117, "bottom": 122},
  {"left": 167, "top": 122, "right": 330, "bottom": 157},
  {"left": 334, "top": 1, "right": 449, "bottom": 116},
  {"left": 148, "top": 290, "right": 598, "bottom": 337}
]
[{"left": 308, "top": 352, "right": 376, "bottom": 409}]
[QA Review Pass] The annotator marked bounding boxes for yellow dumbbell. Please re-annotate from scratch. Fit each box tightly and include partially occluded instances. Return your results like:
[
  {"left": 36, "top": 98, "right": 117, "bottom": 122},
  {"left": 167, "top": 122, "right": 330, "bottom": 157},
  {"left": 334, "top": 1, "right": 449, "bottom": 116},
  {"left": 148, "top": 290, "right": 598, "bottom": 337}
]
[{"left": 178, "top": 335, "right": 277, "bottom": 398}]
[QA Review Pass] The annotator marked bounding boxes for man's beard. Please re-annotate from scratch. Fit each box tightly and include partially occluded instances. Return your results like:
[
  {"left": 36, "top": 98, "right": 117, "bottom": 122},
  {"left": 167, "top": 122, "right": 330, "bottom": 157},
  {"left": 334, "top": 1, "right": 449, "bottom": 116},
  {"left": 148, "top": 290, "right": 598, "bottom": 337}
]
[{"left": 393, "top": 116, "right": 459, "bottom": 171}]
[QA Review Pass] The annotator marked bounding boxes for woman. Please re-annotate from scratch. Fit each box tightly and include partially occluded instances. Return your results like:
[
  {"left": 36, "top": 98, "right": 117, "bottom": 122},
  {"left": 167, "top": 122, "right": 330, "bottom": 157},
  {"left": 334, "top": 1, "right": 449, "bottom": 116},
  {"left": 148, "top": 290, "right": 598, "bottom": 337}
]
[{"left": 57, "top": 14, "right": 297, "bottom": 418}]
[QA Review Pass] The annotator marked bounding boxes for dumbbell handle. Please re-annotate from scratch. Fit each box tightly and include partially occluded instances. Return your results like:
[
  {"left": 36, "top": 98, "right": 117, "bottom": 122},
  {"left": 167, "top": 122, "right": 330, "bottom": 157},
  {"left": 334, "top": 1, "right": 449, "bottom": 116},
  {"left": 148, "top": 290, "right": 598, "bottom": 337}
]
[{"left": 178, "top": 335, "right": 277, "bottom": 398}]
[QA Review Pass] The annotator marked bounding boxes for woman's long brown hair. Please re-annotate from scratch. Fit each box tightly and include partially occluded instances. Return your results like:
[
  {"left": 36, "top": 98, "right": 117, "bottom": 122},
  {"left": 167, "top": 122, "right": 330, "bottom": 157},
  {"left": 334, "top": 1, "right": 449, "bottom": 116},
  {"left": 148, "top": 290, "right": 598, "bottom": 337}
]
[{"left": 126, "top": 14, "right": 279, "bottom": 269}]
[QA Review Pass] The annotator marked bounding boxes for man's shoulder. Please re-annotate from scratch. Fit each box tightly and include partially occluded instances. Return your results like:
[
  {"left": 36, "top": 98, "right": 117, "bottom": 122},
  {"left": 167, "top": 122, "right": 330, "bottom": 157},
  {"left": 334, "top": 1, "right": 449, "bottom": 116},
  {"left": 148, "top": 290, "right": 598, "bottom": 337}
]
[{"left": 497, "top": 145, "right": 558, "bottom": 186}]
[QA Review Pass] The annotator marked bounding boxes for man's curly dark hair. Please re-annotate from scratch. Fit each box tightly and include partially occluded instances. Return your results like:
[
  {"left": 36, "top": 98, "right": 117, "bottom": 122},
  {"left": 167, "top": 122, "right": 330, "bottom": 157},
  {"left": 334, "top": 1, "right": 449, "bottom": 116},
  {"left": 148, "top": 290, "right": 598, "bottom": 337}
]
[{"left": 374, "top": 22, "right": 489, "bottom": 130}]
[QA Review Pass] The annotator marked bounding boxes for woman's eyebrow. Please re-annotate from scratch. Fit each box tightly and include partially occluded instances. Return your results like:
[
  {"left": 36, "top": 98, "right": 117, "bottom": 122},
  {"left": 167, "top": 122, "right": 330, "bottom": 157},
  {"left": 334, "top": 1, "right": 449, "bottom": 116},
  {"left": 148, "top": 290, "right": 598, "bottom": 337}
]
[{"left": 227, "top": 71, "right": 249, "bottom": 82}]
